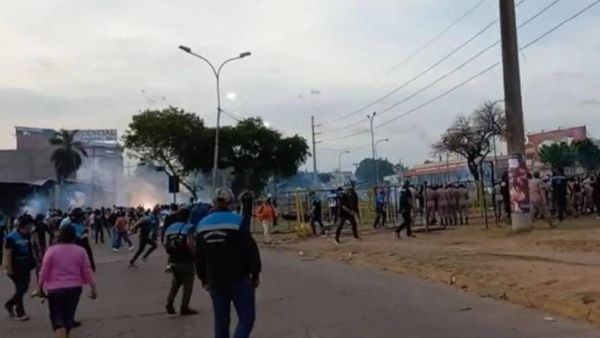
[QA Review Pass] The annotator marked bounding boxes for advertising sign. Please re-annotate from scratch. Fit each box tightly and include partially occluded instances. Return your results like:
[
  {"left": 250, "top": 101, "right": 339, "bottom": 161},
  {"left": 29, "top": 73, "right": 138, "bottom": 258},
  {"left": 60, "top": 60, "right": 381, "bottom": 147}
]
[
  {"left": 508, "top": 154, "right": 530, "bottom": 214},
  {"left": 73, "top": 129, "right": 118, "bottom": 143}
]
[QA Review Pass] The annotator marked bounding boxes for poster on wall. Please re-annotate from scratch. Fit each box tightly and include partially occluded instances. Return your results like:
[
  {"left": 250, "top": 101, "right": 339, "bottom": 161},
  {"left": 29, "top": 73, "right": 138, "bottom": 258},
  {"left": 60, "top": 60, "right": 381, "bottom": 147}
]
[{"left": 508, "top": 154, "right": 530, "bottom": 214}]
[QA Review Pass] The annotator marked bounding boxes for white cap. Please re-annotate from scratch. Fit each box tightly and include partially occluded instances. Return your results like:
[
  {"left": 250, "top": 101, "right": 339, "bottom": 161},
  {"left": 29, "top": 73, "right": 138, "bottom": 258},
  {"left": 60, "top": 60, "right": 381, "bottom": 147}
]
[{"left": 213, "top": 187, "right": 235, "bottom": 204}]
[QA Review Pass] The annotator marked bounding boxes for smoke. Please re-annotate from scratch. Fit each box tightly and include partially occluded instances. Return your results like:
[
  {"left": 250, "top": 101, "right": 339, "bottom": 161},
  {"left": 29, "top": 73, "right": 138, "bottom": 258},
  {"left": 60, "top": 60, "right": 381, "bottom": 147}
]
[{"left": 20, "top": 193, "right": 49, "bottom": 216}]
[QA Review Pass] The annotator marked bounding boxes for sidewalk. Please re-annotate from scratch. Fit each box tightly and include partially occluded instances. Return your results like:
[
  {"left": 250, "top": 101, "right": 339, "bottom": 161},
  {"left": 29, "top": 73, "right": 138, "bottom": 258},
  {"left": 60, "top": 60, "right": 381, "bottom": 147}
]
[{"left": 272, "top": 215, "right": 600, "bottom": 325}]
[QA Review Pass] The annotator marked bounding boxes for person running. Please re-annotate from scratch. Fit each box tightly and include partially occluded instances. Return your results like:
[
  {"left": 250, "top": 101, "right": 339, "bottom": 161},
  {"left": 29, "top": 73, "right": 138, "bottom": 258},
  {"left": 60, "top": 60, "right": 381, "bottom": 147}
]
[
  {"left": 309, "top": 191, "right": 325, "bottom": 235},
  {"left": 3, "top": 214, "right": 36, "bottom": 321},
  {"left": 395, "top": 181, "right": 414, "bottom": 239},
  {"left": 32, "top": 214, "right": 51, "bottom": 259},
  {"left": 334, "top": 186, "right": 360, "bottom": 244},
  {"left": 195, "top": 187, "right": 261, "bottom": 338},
  {"left": 129, "top": 207, "right": 160, "bottom": 267},
  {"left": 255, "top": 198, "right": 277, "bottom": 244},
  {"left": 372, "top": 188, "right": 387, "bottom": 229},
  {"left": 164, "top": 208, "right": 198, "bottom": 317},
  {"left": 37, "top": 225, "right": 97, "bottom": 338}
]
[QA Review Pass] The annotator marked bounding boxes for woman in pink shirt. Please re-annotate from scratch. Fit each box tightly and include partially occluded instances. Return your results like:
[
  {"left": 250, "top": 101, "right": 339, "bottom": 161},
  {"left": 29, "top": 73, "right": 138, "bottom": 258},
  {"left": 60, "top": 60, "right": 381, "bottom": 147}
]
[{"left": 38, "top": 225, "right": 97, "bottom": 338}]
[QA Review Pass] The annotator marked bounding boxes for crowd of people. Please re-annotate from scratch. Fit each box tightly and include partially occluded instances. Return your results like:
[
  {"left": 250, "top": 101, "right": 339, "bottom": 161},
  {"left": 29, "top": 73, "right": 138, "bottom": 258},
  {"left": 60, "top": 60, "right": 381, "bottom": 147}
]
[{"left": 1, "top": 187, "right": 262, "bottom": 338}]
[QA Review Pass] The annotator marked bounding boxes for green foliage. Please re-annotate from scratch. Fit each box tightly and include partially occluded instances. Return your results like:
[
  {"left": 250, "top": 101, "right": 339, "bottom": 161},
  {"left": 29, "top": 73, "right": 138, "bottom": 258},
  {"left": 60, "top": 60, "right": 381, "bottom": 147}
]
[
  {"left": 573, "top": 139, "right": 600, "bottom": 171},
  {"left": 124, "top": 108, "right": 310, "bottom": 195},
  {"left": 49, "top": 129, "right": 88, "bottom": 182},
  {"left": 355, "top": 158, "right": 396, "bottom": 187},
  {"left": 123, "top": 106, "right": 208, "bottom": 197},
  {"left": 539, "top": 139, "right": 600, "bottom": 171}
]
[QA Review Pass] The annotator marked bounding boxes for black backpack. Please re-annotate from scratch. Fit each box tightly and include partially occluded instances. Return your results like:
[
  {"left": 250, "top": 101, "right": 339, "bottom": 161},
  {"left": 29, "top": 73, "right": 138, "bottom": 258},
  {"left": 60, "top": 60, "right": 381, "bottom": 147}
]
[{"left": 164, "top": 224, "right": 191, "bottom": 260}]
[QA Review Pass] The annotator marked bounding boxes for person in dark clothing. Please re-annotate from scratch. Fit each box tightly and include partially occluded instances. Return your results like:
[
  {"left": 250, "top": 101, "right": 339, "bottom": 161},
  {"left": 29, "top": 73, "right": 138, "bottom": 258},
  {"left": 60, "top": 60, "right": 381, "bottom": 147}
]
[
  {"left": 594, "top": 173, "right": 600, "bottom": 219},
  {"left": 92, "top": 210, "right": 105, "bottom": 244},
  {"left": 196, "top": 187, "right": 261, "bottom": 338},
  {"left": 552, "top": 168, "right": 568, "bottom": 224},
  {"left": 309, "top": 192, "right": 325, "bottom": 235},
  {"left": 239, "top": 191, "right": 254, "bottom": 234},
  {"left": 0, "top": 213, "right": 6, "bottom": 264},
  {"left": 3, "top": 214, "right": 36, "bottom": 321},
  {"left": 395, "top": 181, "right": 414, "bottom": 239},
  {"left": 161, "top": 204, "right": 179, "bottom": 244},
  {"left": 129, "top": 207, "right": 160, "bottom": 267},
  {"left": 334, "top": 187, "right": 360, "bottom": 244},
  {"left": 164, "top": 208, "right": 198, "bottom": 317},
  {"left": 60, "top": 208, "right": 96, "bottom": 272},
  {"left": 373, "top": 188, "right": 387, "bottom": 229}
]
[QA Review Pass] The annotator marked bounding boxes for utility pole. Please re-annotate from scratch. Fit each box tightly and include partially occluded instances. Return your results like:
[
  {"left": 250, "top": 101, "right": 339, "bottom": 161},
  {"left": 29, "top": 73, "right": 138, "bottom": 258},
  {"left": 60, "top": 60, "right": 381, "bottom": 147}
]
[
  {"left": 311, "top": 116, "right": 319, "bottom": 188},
  {"left": 499, "top": 0, "right": 531, "bottom": 231},
  {"left": 367, "top": 112, "right": 378, "bottom": 186}
]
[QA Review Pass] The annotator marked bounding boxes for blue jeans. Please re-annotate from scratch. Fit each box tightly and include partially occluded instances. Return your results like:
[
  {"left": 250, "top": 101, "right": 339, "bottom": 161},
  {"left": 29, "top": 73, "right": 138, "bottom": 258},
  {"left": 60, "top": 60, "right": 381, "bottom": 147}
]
[{"left": 209, "top": 279, "right": 256, "bottom": 338}]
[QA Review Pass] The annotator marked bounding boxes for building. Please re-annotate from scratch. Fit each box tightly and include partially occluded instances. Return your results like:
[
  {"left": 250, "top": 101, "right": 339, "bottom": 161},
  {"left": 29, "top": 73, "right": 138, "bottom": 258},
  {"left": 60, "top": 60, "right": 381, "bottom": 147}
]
[{"left": 0, "top": 127, "right": 124, "bottom": 212}]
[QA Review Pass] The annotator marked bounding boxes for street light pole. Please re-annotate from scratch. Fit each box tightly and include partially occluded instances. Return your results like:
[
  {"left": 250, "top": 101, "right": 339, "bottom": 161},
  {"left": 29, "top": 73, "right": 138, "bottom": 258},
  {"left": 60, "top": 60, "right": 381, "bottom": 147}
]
[
  {"left": 375, "top": 138, "right": 389, "bottom": 185},
  {"left": 367, "top": 112, "right": 377, "bottom": 186},
  {"left": 178, "top": 45, "right": 251, "bottom": 193},
  {"left": 337, "top": 150, "right": 351, "bottom": 186}
]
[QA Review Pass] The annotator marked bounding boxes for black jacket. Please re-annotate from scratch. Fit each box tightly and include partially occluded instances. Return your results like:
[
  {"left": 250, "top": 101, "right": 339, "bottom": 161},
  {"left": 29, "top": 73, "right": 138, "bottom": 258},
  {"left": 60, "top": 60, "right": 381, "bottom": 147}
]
[{"left": 195, "top": 210, "right": 261, "bottom": 290}]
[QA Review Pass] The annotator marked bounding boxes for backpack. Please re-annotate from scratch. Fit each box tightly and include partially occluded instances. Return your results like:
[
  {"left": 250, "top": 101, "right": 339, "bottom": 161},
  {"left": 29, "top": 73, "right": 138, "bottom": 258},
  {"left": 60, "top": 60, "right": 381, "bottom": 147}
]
[{"left": 164, "top": 223, "right": 191, "bottom": 261}]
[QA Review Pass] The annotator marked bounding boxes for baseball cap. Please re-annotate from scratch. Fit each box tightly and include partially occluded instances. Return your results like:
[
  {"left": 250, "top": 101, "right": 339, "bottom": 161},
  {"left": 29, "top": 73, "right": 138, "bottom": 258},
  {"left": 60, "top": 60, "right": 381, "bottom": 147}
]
[{"left": 213, "top": 187, "right": 235, "bottom": 204}]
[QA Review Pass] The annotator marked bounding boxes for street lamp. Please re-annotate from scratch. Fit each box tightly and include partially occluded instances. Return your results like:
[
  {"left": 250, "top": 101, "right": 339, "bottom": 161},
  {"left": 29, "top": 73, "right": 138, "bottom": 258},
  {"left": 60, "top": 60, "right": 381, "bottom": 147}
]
[
  {"left": 178, "top": 45, "right": 251, "bottom": 193},
  {"left": 374, "top": 138, "right": 389, "bottom": 186},
  {"left": 337, "top": 150, "right": 351, "bottom": 186}
]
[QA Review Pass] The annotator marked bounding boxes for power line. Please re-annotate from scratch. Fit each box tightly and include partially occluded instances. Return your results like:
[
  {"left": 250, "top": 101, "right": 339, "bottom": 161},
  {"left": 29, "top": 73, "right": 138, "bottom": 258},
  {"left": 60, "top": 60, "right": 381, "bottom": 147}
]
[
  {"left": 320, "top": 0, "right": 553, "bottom": 136},
  {"left": 385, "top": 0, "right": 488, "bottom": 75},
  {"left": 323, "top": 1, "right": 525, "bottom": 125},
  {"left": 321, "top": 0, "right": 599, "bottom": 142},
  {"left": 375, "top": 0, "right": 600, "bottom": 129}
]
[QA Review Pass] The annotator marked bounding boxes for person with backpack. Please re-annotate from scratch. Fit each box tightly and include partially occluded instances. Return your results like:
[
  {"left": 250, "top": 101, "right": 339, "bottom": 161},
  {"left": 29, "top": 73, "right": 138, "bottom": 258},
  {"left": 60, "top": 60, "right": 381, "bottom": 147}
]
[{"left": 164, "top": 208, "right": 198, "bottom": 317}]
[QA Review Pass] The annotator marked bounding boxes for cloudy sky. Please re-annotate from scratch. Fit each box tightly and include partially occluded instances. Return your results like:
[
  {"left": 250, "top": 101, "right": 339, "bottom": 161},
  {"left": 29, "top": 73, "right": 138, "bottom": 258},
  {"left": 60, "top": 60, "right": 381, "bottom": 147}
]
[{"left": 1, "top": 0, "right": 599, "bottom": 172}]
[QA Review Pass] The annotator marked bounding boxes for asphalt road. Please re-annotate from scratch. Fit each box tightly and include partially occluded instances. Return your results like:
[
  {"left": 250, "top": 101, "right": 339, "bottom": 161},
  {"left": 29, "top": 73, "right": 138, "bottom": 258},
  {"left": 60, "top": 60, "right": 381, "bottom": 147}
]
[{"left": 1, "top": 242, "right": 599, "bottom": 338}]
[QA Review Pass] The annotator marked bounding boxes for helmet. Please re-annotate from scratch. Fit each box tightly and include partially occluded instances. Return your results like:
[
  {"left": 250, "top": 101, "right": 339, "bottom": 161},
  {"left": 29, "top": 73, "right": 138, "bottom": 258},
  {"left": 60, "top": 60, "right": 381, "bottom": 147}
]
[{"left": 213, "top": 187, "right": 235, "bottom": 204}]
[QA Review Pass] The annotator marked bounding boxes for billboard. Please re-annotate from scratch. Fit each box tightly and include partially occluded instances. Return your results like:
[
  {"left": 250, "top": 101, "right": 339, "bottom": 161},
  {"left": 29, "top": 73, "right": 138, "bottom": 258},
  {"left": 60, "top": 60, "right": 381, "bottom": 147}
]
[
  {"left": 72, "top": 129, "right": 118, "bottom": 143},
  {"left": 525, "top": 126, "right": 587, "bottom": 161}
]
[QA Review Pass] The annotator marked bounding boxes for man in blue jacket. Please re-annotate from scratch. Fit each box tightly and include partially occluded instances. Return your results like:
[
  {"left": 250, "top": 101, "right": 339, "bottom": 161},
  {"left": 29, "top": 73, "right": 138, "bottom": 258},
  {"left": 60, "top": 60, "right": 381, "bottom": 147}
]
[{"left": 196, "top": 187, "right": 261, "bottom": 338}]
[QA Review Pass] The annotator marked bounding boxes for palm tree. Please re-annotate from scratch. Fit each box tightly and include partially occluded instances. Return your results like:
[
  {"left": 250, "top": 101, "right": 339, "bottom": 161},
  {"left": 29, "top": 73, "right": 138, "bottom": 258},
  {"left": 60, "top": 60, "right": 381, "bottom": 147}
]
[{"left": 50, "top": 130, "right": 88, "bottom": 205}]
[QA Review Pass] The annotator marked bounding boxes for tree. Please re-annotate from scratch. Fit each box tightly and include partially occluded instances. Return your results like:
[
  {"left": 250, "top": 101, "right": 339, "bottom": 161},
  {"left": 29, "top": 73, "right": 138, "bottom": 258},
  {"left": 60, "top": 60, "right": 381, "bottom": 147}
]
[
  {"left": 123, "top": 107, "right": 209, "bottom": 198},
  {"left": 218, "top": 118, "right": 310, "bottom": 193},
  {"left": 317, "top": 172, "right": 334, "bottom": 184},
  {"left": 432, "top": 101, "right": 506, "bottom": 181},
  {"left": 50, "top": 129, "right": 88, "bottom": 182},
  {"left": 355, "top": 158, "right": 396, "bottom": 187},
  {"left": 573, "top": 139, "right": 600, "bottom": 171},
  {"left": 538, "top": 142, "right": 577, "bottom": 170}
]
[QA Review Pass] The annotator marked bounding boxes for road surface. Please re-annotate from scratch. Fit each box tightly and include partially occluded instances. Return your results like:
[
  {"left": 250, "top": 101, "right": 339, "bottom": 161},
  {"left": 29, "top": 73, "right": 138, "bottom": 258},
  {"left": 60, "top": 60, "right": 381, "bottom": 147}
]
[{"left": 1, "top": 243, "right": 599, "bottom": 337}]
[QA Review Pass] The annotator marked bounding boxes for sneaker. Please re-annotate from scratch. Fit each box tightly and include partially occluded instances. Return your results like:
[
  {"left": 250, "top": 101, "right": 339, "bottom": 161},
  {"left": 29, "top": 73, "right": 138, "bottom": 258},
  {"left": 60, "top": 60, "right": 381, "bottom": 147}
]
[
  {"left": 180, "top": 308, "right": 199, "bottom": 316},
  {"left": 4, "top": 303, "right": 15, "bottom": 318},
  {"left": 72, "top": 320, "right": 82, "bottom": 328},
  {"left": 334, "top": 239, "right": 341, "bottom": 245},
  {"left": 14, "top": 315, "right": 30, "bottom": 321},
  {"left": 166, "top": 304, "right": 176, "bottom": 317},
  {"left": 128, "top": 246, "right": 134, "bottom": 252},
  {"left": 128, "top": 263, "right": 139, "bottom": 269},
  {"left": 112, "top": 248, "right": 119, "bottom": 252},
  {"left": 164, "top": 265, "right": 173, "bottom": 273}
]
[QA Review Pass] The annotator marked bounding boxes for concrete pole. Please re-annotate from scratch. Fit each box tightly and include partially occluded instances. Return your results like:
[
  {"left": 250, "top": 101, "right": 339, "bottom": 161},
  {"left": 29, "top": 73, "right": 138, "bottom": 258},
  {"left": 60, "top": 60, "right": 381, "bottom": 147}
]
[
  {"left": 311, "top": 116, "right": 318, "bottom": 188},
  {"left": 499, "top": 0, "right": 531, "bottom": 231}
]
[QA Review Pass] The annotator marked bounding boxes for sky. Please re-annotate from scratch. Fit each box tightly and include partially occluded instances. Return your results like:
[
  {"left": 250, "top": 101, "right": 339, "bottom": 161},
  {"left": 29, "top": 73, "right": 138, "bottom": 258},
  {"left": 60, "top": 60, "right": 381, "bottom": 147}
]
[{"left": 1, "top": 0, "right": 599, "bottom": 173}]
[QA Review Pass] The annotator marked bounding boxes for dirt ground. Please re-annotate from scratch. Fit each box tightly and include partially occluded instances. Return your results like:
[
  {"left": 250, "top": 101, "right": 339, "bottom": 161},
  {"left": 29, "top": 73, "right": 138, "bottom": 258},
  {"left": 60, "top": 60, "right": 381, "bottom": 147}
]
[{"left": 270, "top": 216, "right": 600, "bottom": 324}]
